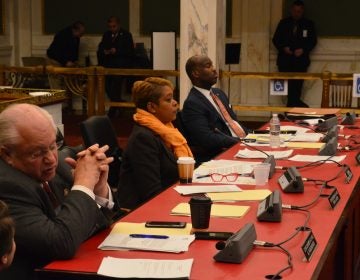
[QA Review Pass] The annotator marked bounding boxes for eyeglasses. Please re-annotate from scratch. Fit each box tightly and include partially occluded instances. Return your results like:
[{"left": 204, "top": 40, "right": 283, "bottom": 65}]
[{"left": 210, "top": 173, "right": 242, "bottom": 182}]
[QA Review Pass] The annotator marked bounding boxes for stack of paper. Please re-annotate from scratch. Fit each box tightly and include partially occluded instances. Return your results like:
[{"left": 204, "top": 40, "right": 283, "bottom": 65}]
[
  {"left": 98, "top": 257, "right": 194, "bottom": 279},
  {"left": 289, "top": 155, "right": 346, "bottom": 162},
  {"left": 207, "top": 189, "right": 272, "bottom": 202},
  {"left": 171, "top": 203, "right": 250, "bottom": 218},
  {"left": 98, "top": 222, "right": 194, "bottom": 253},
  {"left": 98, "top": 234, "right": 194, "bottom": 253},
  {"left": 174, "top": 184, "right": 241, "bottom": 195},
  {"left": 235, "top": 148, "right": 293, "bottom": 159}
]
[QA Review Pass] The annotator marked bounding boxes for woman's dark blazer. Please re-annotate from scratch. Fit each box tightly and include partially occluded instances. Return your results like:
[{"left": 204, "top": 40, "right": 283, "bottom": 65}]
[{"left": 117, "top": 124, "right": 178, "bottom": 209}]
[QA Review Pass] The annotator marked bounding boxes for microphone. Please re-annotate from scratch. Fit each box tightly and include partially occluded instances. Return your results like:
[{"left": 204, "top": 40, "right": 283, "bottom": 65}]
[{"left": 341, "top": 112, "right": 356, "bottom": 125}]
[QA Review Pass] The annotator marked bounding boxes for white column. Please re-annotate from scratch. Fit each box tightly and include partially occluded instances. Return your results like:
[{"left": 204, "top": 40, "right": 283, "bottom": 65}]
[
  {"left": 239, "top": 0, "right": 271, "bottom": 110},
  {"left": 179, "top": 0, "right": 226, "bottom": 107}
]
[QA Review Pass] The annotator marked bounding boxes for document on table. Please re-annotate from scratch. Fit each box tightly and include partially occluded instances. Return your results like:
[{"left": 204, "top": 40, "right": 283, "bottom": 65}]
[
  {"left": 285, "top": 142, "right": 325, "bottom": 149},
  {"left": 289, "top": 155, "right": 346, "bottom": 163},
  {"left": 285, "top": 133, "right": 323, "bottom": 142},
  {"left": 235, "top": 148, "right": 293, "bottom": 159},
  {"left": 207, "top": 189, "right": 272, "bottom": 202},
  {"left": 108, "top": 222, "right": 192, "bottom": 236},
  {"left": 171, "top": 203, "right": 250, "bottom": 218},
  {"left": 98, "top": 257, "right": 193, "bottom": 279},
  {"left": 174, "top": 184, "right": 241, "bottom": 195},
  {"left": 98, "top": 233, "right": 195, "bottom": 253}
]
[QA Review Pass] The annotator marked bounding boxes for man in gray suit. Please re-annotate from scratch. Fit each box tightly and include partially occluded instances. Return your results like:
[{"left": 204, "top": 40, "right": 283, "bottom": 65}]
[{"left": 0, "top": 104, "right": 115, "bottom": 280}]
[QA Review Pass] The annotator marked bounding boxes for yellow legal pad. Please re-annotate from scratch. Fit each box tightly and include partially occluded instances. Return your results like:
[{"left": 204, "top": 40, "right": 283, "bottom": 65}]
[
  {"left": 285, "top": 142, "right": 325, "bottom": 149},
  {"left": 207, "top": 189, "right": 272, "bottom": 202},
  {"left": 110, "top": 222, "right": 192, "bottom": 235},
  {"left": 171, "top": 203, "right": 250, "bottom": 218}
]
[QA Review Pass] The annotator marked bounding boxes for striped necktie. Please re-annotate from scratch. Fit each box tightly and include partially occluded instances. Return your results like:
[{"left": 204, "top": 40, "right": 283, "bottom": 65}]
[{"left": 210, "top": 90, "right": 246, "bottom": 138}]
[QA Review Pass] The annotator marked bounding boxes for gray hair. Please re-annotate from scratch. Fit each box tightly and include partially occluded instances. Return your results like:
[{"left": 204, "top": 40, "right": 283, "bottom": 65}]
[{"left": 0, "top": 104, "right": 56, "bottom": 147}]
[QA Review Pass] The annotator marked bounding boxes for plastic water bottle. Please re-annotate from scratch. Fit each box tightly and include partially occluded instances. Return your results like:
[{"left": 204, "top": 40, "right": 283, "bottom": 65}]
[{"left": 269, "top": 113, "right": 281, "bottom": 148}]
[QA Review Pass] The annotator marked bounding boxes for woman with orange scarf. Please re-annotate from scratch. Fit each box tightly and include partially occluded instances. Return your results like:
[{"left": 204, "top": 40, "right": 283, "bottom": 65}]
[{"left": 117, "top": 77, "right": 193, "bottom": 209}]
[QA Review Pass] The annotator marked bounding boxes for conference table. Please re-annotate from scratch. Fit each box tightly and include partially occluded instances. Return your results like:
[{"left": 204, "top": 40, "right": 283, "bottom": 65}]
[{"left": 37, "top": 121, "right": 360, "bottom": 280}]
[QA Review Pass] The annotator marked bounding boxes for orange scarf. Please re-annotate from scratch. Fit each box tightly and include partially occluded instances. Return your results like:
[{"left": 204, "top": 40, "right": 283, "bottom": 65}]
[{"left": 133, "top": 109, "right": 193, "bottom": 158}]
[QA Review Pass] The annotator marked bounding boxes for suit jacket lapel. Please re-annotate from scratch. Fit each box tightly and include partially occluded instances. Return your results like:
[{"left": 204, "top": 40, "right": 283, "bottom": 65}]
[{"left": 191, "top": 87, "right": 226, "bottom": 123}]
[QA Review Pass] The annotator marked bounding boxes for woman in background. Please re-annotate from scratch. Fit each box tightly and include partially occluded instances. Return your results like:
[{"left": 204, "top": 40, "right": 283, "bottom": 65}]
[
  {"left": 117, "top": 77, "right": 192, "bottom": 209},
  {"left": 0, "top": 200, "right": 15, "bottom": 271}
]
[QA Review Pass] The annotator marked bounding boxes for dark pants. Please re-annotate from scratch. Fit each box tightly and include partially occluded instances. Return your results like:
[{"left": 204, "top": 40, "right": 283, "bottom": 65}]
[
  {"left": 278, "top": 57, "right": 309, "bottom": 107},
  {"left": 105, "top": 75, "right": 124, "bottom": 102}
]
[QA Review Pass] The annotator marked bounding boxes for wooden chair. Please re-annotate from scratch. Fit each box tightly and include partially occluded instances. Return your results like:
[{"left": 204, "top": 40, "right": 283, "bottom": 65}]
[{"left": 328, "top": 80, "right": 356, "bottom": 108}]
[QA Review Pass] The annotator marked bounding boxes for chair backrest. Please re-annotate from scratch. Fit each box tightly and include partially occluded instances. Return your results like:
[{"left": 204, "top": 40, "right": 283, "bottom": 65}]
[
  {"left": 329, "top": 80, "right": 354, "bottom": 108},
  {"left": 80, "top": 115, "right": 123, "bottom": 188},
  {"left": 22, "top": 56, "right": 46, "bottom": 66}
]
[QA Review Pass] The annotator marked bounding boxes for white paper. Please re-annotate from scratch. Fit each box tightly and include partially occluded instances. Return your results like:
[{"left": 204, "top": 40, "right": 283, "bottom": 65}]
[
  {"left": 285, "top": 133, "right": 323, "bottom": 142},
  {"left": 174, "top": 184, "right": 241, "bottom": 195},
  {"left": 301, "top": 118, "right": 324, "bottom": 125},
  {"left": 98, "top": 257, "right": 193, "bottom": 279},
  {"left": 98, "top": 234, "right": 195, "bottom": 253},
  {"left": 235, "top": 148, "right": 293, "bottom": 159},
  {"left": 289, "top": 155, "right": 346, "bottom": 163}
]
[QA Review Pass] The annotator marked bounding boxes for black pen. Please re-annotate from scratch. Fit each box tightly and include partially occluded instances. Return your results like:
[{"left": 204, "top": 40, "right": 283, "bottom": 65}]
[
  {"left": 196, "top": 174, "right": 211, "bottom": 179},
  {"left": 129, "top": 234, "right": 169, "bottom": 239}
]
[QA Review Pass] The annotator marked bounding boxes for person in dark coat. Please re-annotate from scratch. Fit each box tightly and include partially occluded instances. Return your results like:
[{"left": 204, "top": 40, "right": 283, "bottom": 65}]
[
  {"left": 98, "top": 16, "right": 135, "bottom": 116},
  {"left": 0, "top": 104, "right": 116, "bottom": 280},
  {"left": 117, "top": 78, "right": 193, "bottom": 209},
  {"left": 182, "top": 55, "right": 248, "bottom": 163},
  {"left": 272, "top": 0, "right": 317, "bottom": 107},
  {"left": 47, "top": 21, "right": 85, "bottom": 67}
]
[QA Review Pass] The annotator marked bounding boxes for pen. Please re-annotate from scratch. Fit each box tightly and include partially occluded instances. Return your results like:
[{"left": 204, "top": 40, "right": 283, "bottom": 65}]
[
  {"left": 129, "top": 234, "right": 169, "bottom": 239},
  {"left": 196, "top": 174, "right": 211, "bottom": 179}
]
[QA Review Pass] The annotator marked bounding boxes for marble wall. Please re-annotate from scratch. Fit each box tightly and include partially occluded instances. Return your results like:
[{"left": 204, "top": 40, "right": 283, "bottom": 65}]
[{"left": 1, "top": 0, "right": 360, "bottom": 112}]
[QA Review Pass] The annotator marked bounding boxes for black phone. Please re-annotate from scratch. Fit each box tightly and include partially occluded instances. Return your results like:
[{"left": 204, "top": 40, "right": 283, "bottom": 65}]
[
  {"left": 145, "top": 221, "right": 187, "bottom": 228},
  {"left": 194, "top": 231, "right": 233, "bottom": 240}
]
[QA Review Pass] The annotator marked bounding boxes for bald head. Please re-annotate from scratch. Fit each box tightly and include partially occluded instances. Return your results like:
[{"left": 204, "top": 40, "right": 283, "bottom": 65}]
[
  {"left": 185, "top": 55, "right": 218, "bottom": 90},
  {"left": 0, "top": 104, "right": 56, "bottom": 147},
  {"left": 0, "top": 104, "right": 58, "bottom": 182}
]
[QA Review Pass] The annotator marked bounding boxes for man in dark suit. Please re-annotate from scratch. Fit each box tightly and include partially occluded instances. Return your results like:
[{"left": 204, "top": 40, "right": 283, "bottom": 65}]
[
  {"left": 272, "top": 0, "right": 317, "bottom": 107},
  {"left": 182, "top": 55, "right": 247, "bottom": 163},
  {"left": 0, "top": 104, "right": 115, "bottom": 280},
  {"left": 98, "top": 16, "right": 135, "bottom": 116},
  {"left": 47, "top": 21, "right": 85, "bottom": 67}
]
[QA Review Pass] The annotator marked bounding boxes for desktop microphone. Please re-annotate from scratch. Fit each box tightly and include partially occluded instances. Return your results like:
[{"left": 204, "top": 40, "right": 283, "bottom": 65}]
[
  {"left": 341, "top": 112, "right": 356, "bottom": 125},
  {"left": 213, "top": 223, "right": 257, "bottom": 263},
  {"left": 315, "top": 116, "right": 338, "bottom": 132},
  {"left": 321, "top": 126, "right": 338, "bottom": 143}
]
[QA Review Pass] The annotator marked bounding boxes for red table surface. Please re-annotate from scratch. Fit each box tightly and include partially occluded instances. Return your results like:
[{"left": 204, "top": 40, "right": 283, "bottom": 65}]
[{"left": 42, "top": 124, "right": 360, "bottom": 279}]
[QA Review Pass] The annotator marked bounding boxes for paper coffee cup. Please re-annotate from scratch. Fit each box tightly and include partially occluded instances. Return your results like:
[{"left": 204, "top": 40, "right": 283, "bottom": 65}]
[{"left": 177, "top": 157, "right": 195, "bottom": 184}]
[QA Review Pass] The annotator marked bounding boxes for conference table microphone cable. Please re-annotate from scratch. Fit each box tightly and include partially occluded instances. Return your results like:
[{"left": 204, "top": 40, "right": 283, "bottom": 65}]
[{"left": 253, "top": 207, "right": 311, "bottom": 279}]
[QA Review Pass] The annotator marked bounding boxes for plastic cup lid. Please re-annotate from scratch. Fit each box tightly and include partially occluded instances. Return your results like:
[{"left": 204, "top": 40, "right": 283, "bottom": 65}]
[{"left": 177, "top": 157, "right": 195, "bottom": 164}]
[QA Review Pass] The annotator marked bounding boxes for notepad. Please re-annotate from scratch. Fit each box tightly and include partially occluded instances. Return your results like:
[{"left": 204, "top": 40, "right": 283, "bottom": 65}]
[
  {"left": 171, "top": 203, "right": 250, "bottom": 218},
  {"left": 207, "top": 189, "right": 272, "bottom": 202},
  {"left": 110, "top": 222, "right": 192, "bottom": 235},
  {"left": 174, "top": 184, "right": 241, "bottom": 195},
  {"left": 235, "top": 148, "right": 293, "bottom": 159},
  {"left": 285, "top": 142, "right": 325, "bottom": 149},
  {"left": 289, "top": 155, "right": 346, "bottom": 162}
]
